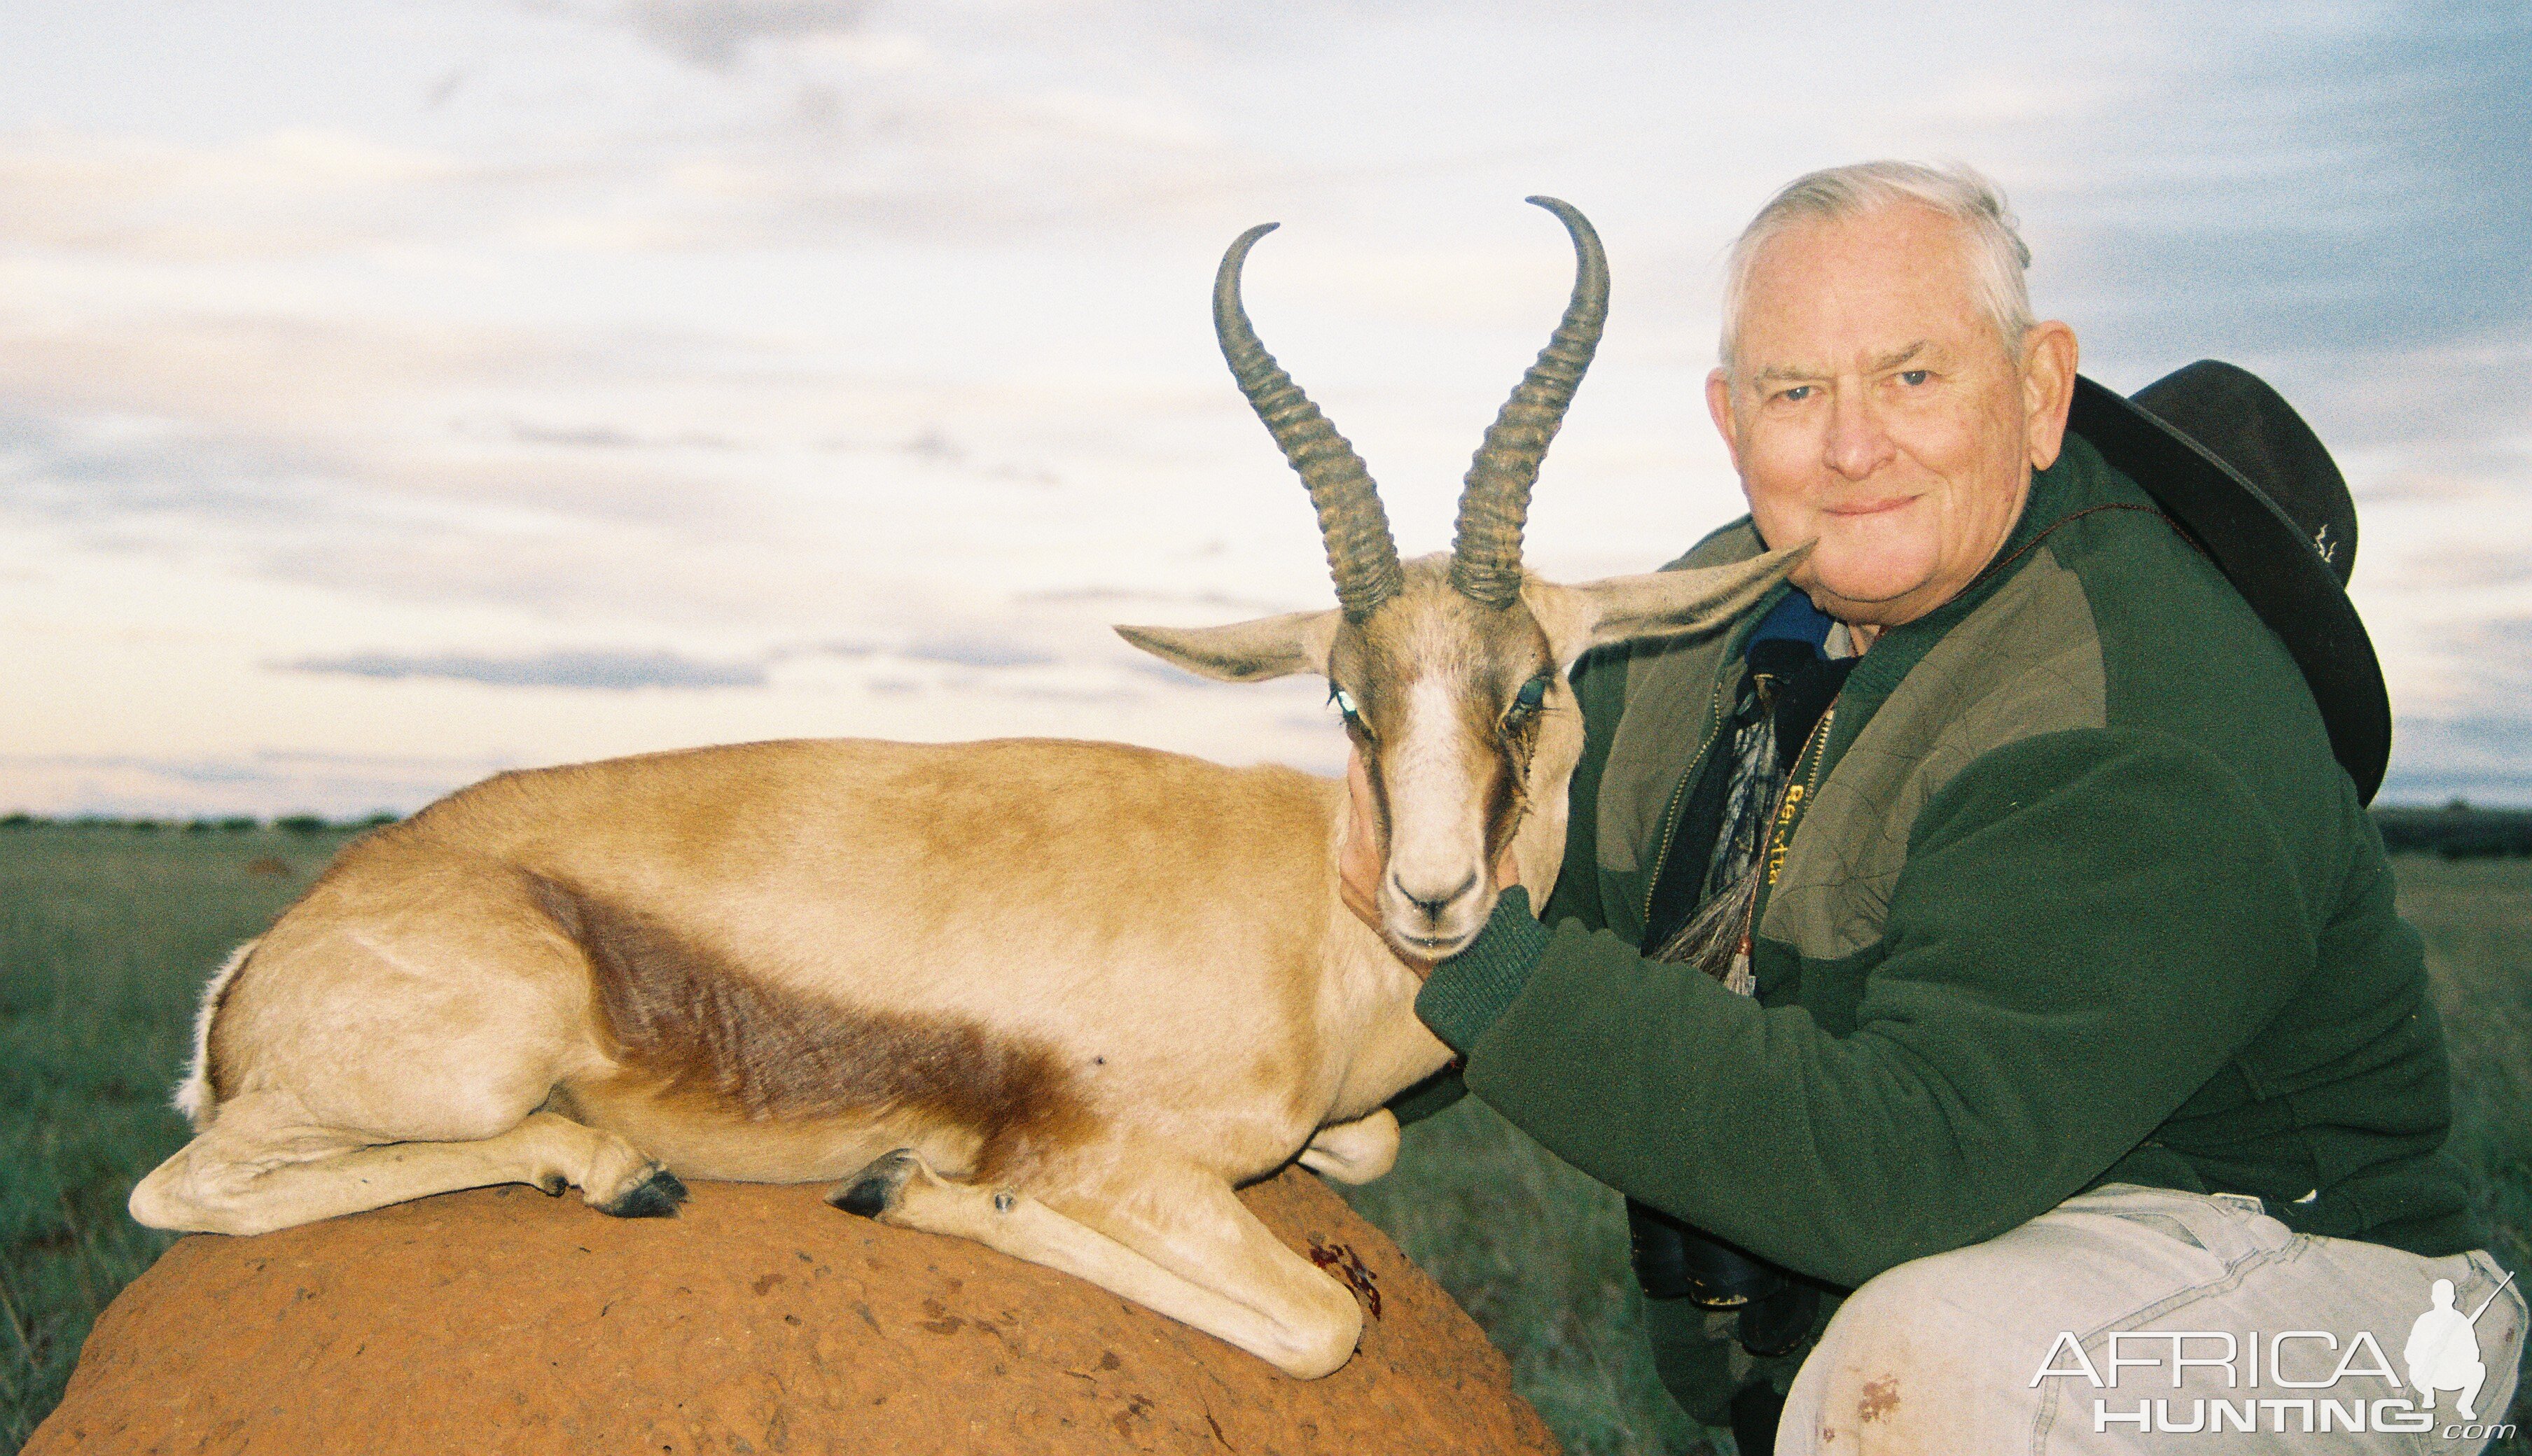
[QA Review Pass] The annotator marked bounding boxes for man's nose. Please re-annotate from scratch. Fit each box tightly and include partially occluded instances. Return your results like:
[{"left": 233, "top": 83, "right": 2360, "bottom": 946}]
[{"left": 1823, "top": 384, "right": 1895, "bottom": 481}]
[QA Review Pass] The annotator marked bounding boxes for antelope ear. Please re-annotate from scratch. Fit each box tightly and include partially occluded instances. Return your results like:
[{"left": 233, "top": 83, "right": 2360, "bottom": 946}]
[
  {"left": 1526, "top": 543, "right": 1811, "bottom": 668},
  {"left": 1115, "top": 609, "right": 1341, "bottom": 682}
]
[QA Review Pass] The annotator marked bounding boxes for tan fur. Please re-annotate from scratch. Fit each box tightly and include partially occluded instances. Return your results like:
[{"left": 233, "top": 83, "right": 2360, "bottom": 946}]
[
  {"left": 132, "top": 547, "right": 1799, "bottom": 1380},
  {"left": 174, "top": 941, "right": 254, "bottom": 1128}
]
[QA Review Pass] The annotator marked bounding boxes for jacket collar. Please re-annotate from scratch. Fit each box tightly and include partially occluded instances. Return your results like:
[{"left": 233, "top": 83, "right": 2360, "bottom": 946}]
[{"left": 1826, "top": 433, "right": 2134, "bottom": 749}]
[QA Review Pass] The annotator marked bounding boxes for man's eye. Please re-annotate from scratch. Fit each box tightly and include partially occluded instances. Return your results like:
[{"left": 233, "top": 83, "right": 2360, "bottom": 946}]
[
  {"left": 1898, "top": 369, "right": 1931, "bottom": 386},
  {"left": 1779, "top": 384, "right": 1814, "bottom": 402}
]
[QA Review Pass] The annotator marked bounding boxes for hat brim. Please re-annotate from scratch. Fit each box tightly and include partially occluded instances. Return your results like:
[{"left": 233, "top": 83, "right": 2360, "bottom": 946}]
[{"left": 2067, "top": 374, "right": 2391, "bottom": 804}]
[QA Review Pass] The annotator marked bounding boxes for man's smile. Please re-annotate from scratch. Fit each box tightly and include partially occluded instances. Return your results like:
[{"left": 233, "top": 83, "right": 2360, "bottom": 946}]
[{"left": 1822, "top": 493, "right": 1920, "bottom": 518}]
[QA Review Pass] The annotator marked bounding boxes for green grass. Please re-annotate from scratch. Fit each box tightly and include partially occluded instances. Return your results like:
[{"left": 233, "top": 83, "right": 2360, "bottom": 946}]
[
  {"left": 0, "top": 825, "right": 362, "bottom": 1452},
  {"left": 2406, "top": 855, "right": 2532, "bottom": 1408},
  {"left": 0, "top": 831, "right": 2524, "bottom": 1454},
  {"left": 1340, "top": 1097, "right": 1721, "bottom": 1454}
]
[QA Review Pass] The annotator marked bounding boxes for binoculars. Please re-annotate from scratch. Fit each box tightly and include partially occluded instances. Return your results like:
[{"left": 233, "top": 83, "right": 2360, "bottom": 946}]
[{"left": 1627, "top": 1197, "right": 1821, "bottom": 1358}]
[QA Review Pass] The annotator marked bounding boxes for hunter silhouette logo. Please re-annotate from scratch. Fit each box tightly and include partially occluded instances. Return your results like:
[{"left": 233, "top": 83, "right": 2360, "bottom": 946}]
[{"left": 2406, "top": 1270, "right": 2515, "bottom": 1422}]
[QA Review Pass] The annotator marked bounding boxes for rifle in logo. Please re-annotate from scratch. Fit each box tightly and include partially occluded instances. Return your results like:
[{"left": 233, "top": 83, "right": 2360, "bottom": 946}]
[{"left": 2405, "top": 1268, "right": 2517, "bottom": 1421}]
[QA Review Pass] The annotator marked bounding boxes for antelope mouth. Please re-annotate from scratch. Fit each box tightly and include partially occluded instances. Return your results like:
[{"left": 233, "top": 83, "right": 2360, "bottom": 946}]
[
  {"left": 1397, "top": 935, "right": 1480, "bottom": 965},
  {"left": 1386, "top": 911, "right": 1491, "bottom": 962}
]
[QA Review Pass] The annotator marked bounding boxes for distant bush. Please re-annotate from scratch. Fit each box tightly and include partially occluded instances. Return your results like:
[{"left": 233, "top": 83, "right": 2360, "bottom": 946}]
[
  {"left": 0, "top": 813, "right": 384, "bottom": 833},
  {"left": 2372, "top": 804, "right": 2532, "bottom": 859}
]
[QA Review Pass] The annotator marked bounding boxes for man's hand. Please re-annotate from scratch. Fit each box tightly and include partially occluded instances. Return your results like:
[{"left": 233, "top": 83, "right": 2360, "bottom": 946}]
[{"left": 1338, "top": 748, "right": 1522, "bottom": 979}]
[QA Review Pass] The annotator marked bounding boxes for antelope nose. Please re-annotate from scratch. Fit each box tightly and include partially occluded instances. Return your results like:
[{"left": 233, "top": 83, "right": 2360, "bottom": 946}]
[{"left": 1393, "top": 869, "right": 1480, "bottom": 922}]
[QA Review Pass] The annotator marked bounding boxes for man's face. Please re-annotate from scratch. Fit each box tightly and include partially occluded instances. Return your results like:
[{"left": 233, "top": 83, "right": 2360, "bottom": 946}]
[{"left": 1706, "top": 202, "right": 2075, "bottom": 628}]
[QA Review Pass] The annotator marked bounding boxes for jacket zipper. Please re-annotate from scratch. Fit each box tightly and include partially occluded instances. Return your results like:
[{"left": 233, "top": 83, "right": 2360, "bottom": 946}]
[
  {"left": 1757, "top": 704, "right": 1836, "bottom": 897},
  {"left": 1722, "top": 701, "right": 1835, "bottom": 992},
  {"left": 1637, "top": 670, "right": 1737, "bottom": 927}
]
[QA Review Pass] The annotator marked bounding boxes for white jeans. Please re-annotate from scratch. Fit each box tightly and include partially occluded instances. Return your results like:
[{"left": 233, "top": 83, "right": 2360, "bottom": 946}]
[{"left": 1777, "top": 1184, "right": 2524, "bottom": 1454}]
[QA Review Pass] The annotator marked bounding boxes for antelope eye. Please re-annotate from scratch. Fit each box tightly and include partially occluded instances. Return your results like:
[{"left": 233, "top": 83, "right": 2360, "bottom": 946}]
[
  {"left": 1329, "top": 686, "right": 1362, "bottom": 722},
  {"left": 1515, "top": 676, "right": 1549, "bottom": 712}
]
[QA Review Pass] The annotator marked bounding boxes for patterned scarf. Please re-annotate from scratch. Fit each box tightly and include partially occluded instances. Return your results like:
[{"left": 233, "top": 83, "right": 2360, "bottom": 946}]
[
  {"left": 1648, "top": 621, "right": 1856, "bottom": 997},
  {"left": 1648, "top": 673, "right": 1780, "bottom": 995}
]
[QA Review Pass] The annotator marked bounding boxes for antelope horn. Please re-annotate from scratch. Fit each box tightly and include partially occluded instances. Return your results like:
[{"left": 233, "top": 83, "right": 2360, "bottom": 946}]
[
  {"left": 1449, "top": 197, "right": 1608, "bottom": 608},
  {"left": 1215, "top": 222, "right": 1404, "bottom": 621}
]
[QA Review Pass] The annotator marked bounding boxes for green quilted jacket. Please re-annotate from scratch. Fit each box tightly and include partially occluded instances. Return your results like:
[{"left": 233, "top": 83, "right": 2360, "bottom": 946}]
[{"left": 1407, "top": 430, "right": 2482, "bottom": 1290}]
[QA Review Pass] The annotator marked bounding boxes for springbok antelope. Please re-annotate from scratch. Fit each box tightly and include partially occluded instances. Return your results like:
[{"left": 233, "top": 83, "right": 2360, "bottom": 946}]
[{"left": 130, "top": 197, "right": 1797, "bottom": 1378}]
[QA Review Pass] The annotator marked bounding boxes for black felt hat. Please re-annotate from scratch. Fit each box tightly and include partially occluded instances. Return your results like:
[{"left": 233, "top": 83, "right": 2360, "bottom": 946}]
[{"left": 2067, "top": 360, "right": 2390, "bottom": 803}]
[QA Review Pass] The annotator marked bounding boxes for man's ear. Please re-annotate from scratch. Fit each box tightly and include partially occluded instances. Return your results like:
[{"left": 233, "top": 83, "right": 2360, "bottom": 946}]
[
  {"left": 2022, "top": 321, "right": 2079, "bottom": 471},
  {"left": 1114, "top": 609, "right": 1340, "bottom": 682},
  {"left": 1526, "top": 544, "right": 1809, "bottom": 669}
]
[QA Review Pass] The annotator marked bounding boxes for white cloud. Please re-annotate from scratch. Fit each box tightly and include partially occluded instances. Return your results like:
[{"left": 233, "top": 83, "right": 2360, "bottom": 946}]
[
  {"left": 0, "top": 0, "right": 2520, "bottom": 812},
  {"left": 0, "top": 128, "right": 464, "bottom": 259},
  {"left": 613, "top": 0, "right": 879, "bottom": 71},
  {"left": 284, "top": 646, "right": 770, "bottom": 690}
]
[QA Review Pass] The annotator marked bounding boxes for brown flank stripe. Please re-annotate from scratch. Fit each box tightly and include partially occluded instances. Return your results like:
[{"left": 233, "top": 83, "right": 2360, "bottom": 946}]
[{"left": 529, "top": 875, "right": 1090, "bottom": 1177}]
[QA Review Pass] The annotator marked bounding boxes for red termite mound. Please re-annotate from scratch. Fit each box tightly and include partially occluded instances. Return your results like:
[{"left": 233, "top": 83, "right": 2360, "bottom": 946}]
[{"left": 29, "top": 1168, "right": 1558, "bottom": 1455}]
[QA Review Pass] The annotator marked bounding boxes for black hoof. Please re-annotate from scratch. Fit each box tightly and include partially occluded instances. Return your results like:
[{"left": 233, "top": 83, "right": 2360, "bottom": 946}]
[
  {"left": 830, "top": 1149, "right": 920, "bottom": 1219},
  {"left": 597, "top": 1166, "right": 688, "bottom": 1219},
  {"left": 536, "top": 1172, "right": 569, "bottom": 1197}
]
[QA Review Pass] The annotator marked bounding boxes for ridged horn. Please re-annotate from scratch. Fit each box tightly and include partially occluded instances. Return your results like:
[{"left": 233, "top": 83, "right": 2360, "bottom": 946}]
[
  {"left": 1215, "top": 221, "right": 1403, "bottom": 621},
  {"left": 1449, "top": 196, "right": 1609, "bottom": 608}
]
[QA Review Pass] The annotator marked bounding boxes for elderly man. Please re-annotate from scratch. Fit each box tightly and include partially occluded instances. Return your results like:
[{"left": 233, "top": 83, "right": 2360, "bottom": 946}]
[{"left": 1351, "top": 164, "right": 2524, "bottom": 1452}]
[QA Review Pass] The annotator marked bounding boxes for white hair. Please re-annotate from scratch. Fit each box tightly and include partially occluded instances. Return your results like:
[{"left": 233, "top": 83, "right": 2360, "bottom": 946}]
[{"left": 1718, "top": 161, "right": 2036, "bottom": 379}]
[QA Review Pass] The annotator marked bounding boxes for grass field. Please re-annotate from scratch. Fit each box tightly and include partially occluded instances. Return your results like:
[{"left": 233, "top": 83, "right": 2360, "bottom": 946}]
[{"left": 1, "top": 825, "right": 2524, "bottom": 1454}]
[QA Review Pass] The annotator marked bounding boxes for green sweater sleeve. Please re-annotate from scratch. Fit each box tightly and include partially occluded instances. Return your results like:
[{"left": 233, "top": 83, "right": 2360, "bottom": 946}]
[{"left": 1427, "top": 727, "right": 2320, "bottom": 1289}]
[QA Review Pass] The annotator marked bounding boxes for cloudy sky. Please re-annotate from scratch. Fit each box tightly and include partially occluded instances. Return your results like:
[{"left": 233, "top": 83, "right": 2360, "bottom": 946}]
[{"left": 1, "top": 0, "right": 2524, "bottom": 816}]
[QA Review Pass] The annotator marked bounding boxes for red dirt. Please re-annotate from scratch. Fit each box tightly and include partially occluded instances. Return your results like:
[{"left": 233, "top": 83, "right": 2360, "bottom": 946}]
[{"left": 29, "top": 1168, "right": 1559, "bottom": 1455}]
